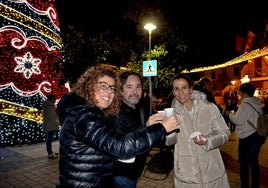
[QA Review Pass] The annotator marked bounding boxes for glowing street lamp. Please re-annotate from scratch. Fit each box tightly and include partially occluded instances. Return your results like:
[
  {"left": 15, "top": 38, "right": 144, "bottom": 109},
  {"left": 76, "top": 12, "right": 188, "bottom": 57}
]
[{"left": 144, "top": 23, "right": 157, "bottom": 114}]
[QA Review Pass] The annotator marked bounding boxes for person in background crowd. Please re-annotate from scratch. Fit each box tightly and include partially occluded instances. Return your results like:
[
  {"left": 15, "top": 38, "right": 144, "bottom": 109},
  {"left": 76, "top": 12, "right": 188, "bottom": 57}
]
[
  {"left": 193, "top": 77, "right": 216, "bottom": 103},
  {"left": 140, "top": 89, "right": 150, "bottom": 116},
  {"left": 42, "top": 94, "right": 60, "bottom": 159},
  {"left": 222, "top": 98, "right": 238, "bottom": 131},
  {"left": 193, "top": 76, "right": 223, "bottom": 113},
  {"left": 56, "top": 64, "right": 180, "bottom": 188},
  {"left": 166, "top": 73, "right": 230, "bottom": 188},
  {"left": 110, "top": 71, "right": 150, "bottom": 188},
  {"left": 228, "top": 82, "right": 264, "bottom": 188},
  {"left": 262, "top": 98, "right": 268, "bottom": 114}
]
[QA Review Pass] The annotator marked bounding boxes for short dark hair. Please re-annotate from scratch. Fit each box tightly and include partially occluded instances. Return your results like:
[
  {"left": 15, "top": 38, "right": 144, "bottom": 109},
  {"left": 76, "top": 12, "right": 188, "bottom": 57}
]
[
  {"left": 239, "top": 82, "right": 256, "bottom": 97},
  {"left": 119, "top": 71, "right": 143, "bottom": 91},
  {"left": 198, "top": 77, "right": 211, "bottom": 88},
  {"left": 170, "top": 73, "right": 191, "bottom": 89}
]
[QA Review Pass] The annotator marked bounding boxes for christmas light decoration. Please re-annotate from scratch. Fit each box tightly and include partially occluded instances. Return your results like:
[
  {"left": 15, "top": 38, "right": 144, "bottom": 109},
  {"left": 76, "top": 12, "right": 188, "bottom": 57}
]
[
  {"left": 183, "top": 47, "right": 268, "bottom": 73},
  {"left": 0, "top": 0, "right": 68, "bottom": 146}
]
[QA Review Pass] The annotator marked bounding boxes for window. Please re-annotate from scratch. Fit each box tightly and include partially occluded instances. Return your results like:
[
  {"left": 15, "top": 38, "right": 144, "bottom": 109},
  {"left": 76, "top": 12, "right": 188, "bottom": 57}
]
[
  {"left": 211, "top": 71, "right": 215, "bottom": 79},
  {"left": 234, "top": 67, "right": 239, "bottom": 76}
]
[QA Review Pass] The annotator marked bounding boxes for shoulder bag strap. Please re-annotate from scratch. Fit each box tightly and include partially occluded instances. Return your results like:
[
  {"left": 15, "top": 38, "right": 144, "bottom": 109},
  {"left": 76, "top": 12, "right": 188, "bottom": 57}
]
[
  {"left": 245, "top": 102, "right": 261, "bottom": 115},
  {"left": 244, "top": 102, "right": 259, "bottom": 130}
]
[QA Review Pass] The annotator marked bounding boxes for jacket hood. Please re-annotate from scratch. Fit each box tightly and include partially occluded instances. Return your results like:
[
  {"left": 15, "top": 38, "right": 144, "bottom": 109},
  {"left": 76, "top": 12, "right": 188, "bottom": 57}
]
[
  {"left": 242, "top": 96, "right": 262, "bottom": 113},
  {"left": 191, "top": 90, "right": 208, "bottom": 103},
  {"left": 56, "top": 92, "right": 88, "bottom": 124},
  {"left": 242, "top": 96, "right": 260, "bottom": 105}
]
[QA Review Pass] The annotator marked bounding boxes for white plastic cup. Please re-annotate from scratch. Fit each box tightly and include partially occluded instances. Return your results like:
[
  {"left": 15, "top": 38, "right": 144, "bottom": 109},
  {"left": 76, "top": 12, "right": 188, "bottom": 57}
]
[{"left": 164, "top": 108, "right": 174, "bottom": 118}]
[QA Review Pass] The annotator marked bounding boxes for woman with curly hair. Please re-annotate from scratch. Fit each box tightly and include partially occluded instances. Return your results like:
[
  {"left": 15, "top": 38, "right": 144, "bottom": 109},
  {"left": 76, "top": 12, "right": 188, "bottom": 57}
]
[{"left": 56, "top": 64, "right": 180, "bottom": 188}]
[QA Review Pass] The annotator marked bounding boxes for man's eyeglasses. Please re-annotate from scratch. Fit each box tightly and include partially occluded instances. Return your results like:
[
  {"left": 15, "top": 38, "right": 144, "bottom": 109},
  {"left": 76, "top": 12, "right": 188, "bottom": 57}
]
[{"left": 97, "top": 82, "right": 117, "bottom": 92}]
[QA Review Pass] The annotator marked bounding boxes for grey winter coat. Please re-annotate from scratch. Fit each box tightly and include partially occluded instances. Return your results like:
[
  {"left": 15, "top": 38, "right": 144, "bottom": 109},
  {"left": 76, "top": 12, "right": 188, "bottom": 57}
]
[{"left": 166, "top": 91, "right": 230, "bottom": 188}]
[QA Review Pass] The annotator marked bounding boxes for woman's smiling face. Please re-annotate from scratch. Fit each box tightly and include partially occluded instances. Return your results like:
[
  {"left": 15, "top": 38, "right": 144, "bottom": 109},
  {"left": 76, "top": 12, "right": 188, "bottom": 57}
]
[
  {"left": 172, "top": 78, "right": 192, "bottom": 104},
  {"left": 94, "top": 75, "right": 116, "bottom": 109}
]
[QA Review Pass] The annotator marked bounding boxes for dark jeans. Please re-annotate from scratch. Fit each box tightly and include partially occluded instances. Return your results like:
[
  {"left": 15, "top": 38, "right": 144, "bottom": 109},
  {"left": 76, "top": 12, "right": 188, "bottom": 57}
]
[
  {"left": 238, "top": 132, "right": 262, "bottom": 188},
  {"left": 45, "top": 131, "right": 56, "bottom": 154},
  {"left": 113, "top": 176, "right": 137, "bottom": 188},
  {"left": 229, "top": 122, "right": 236, "bottom": 132}
]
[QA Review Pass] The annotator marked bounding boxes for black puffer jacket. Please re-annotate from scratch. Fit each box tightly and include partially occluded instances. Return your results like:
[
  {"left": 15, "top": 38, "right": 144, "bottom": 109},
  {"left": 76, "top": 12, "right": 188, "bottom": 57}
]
[
  {"left": 110, "top": 102, "right": 149, "bottom": 180},
  {"left": 56, "top": 93, "right": 166, "bottom": 188}
]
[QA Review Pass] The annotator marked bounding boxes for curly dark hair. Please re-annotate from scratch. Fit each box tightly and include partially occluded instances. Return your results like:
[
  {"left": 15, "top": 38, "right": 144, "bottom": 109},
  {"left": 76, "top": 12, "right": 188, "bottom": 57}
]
[{"left": 71, "top": 64, "right": 121, "bottom": 116}]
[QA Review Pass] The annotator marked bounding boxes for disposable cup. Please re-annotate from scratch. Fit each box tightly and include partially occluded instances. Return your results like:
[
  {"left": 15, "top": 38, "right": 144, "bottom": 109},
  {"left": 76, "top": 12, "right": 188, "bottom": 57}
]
[{"left": 164, "top": 108, "right": 174, "bottom": 118}]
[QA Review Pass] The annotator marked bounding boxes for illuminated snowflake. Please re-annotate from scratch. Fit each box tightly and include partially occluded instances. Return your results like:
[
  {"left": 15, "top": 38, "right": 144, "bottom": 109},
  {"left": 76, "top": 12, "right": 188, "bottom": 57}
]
[{"left": 14, "top": 52, "right": 41, "bottom": 79}]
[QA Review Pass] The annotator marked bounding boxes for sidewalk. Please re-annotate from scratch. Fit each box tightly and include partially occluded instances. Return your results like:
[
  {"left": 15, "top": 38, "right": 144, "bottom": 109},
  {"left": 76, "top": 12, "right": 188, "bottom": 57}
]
[{"left": 0, "top": 132, "right": 267, "bottom": 188}]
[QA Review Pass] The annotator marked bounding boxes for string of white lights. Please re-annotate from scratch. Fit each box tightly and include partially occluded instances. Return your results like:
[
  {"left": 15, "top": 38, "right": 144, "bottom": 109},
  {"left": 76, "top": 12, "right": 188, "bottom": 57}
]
[{"left": 183, "top": 47, "right": 268, "bottom": 73}]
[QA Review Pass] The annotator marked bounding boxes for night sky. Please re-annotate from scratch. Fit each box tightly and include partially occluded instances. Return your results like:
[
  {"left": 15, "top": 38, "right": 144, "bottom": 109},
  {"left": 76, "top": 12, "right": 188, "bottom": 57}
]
[{"left": 55, "top": 0, "right": 268, "bottom": 65}]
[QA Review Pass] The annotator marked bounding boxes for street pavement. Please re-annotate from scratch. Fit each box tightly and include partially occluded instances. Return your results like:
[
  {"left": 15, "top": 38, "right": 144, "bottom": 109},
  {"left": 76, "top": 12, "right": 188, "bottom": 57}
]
[{"left": 0, "top": 132, "right": 267, "bottom": 188}]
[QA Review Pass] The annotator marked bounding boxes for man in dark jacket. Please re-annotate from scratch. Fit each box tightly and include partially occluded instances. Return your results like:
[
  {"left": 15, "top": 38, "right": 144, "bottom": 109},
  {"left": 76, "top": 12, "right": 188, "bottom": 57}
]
[{"left": 111, "top": 71, "right": 150, "bottom": 188}]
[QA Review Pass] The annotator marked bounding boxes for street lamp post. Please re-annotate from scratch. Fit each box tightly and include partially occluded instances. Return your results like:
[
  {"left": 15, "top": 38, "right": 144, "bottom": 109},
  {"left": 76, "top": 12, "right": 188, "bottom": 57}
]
[{"left": 144, "top": 23, "right": 156, "bottom": 114}]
